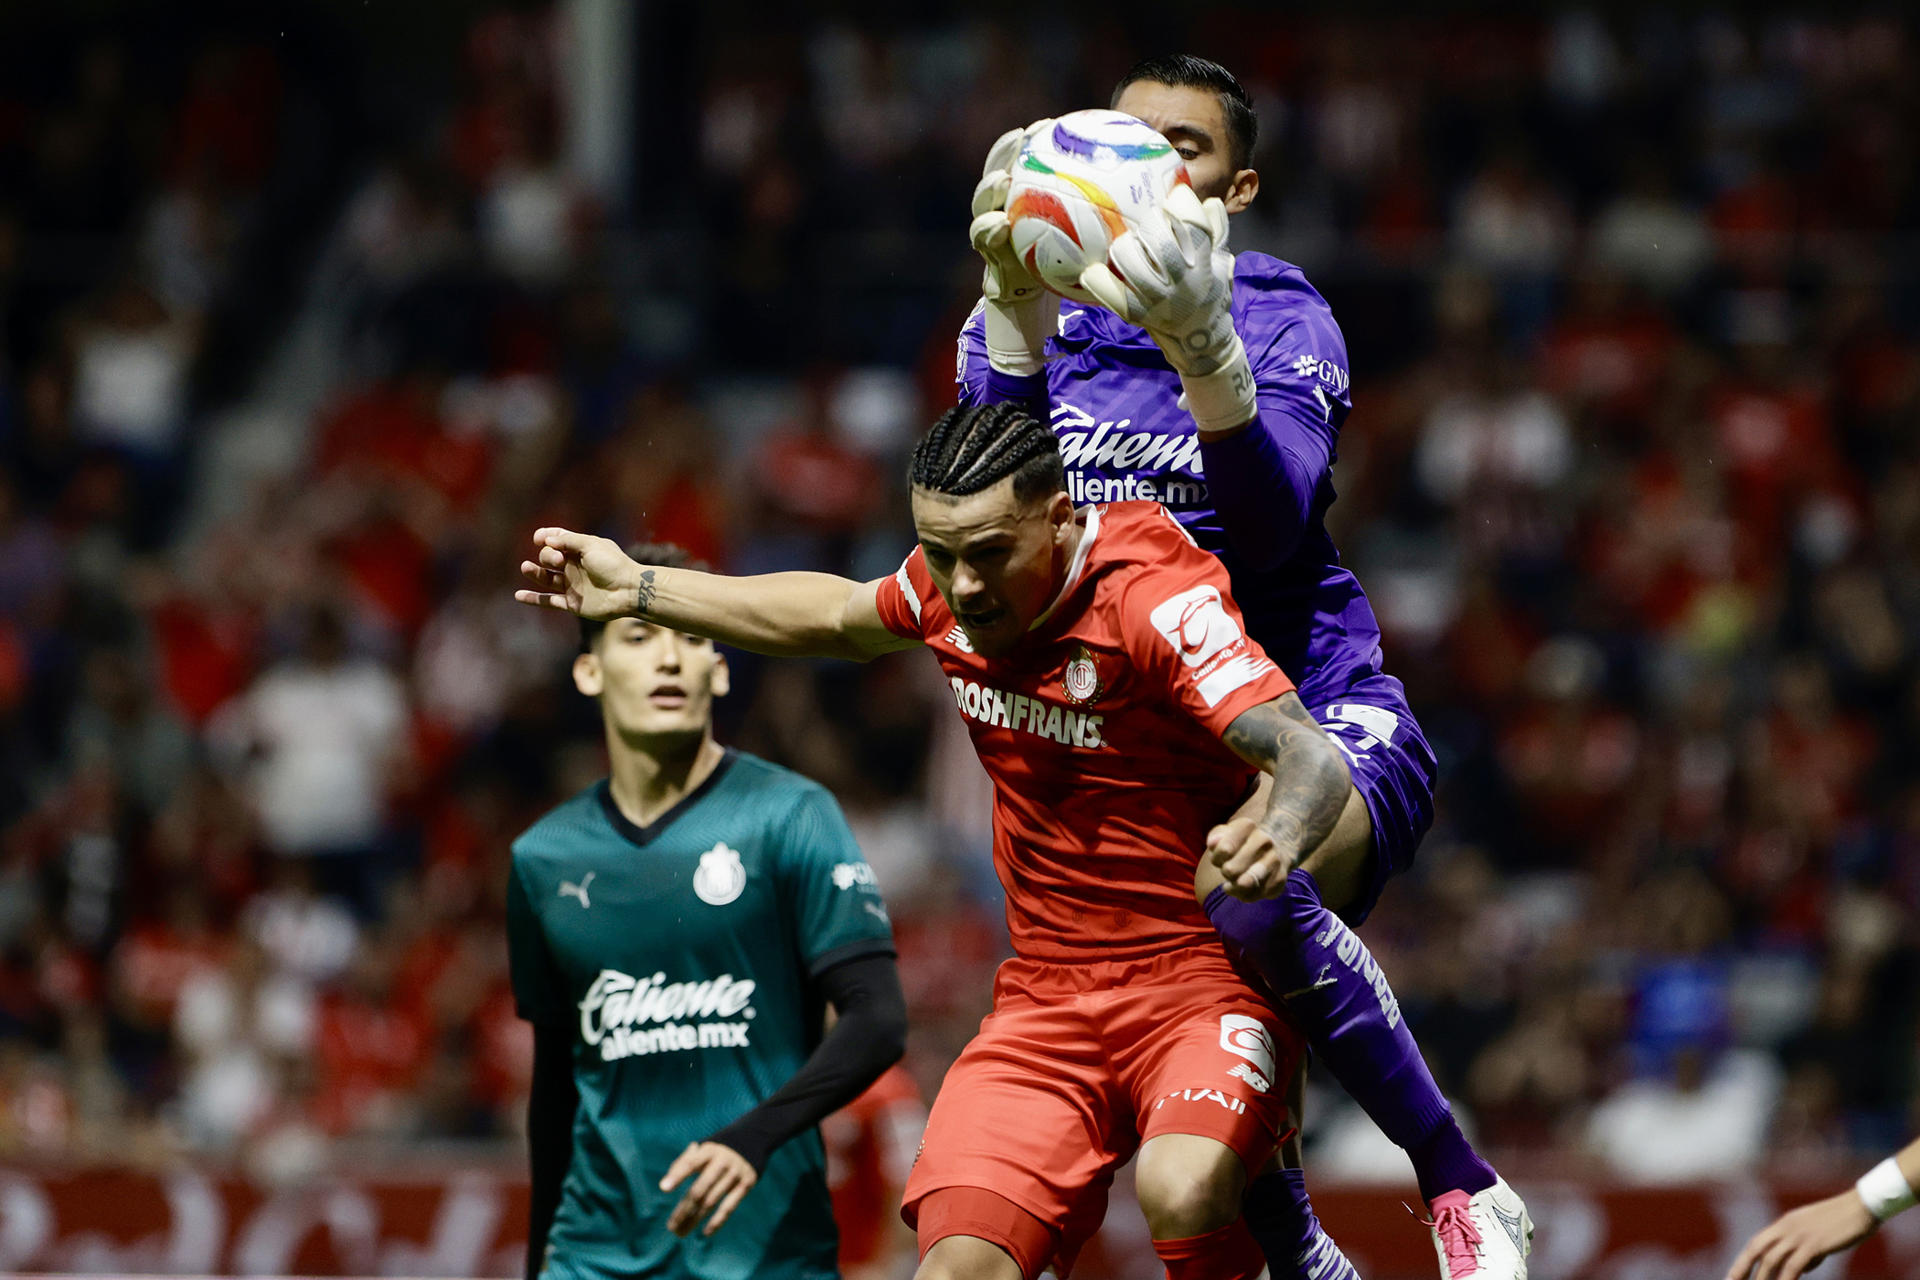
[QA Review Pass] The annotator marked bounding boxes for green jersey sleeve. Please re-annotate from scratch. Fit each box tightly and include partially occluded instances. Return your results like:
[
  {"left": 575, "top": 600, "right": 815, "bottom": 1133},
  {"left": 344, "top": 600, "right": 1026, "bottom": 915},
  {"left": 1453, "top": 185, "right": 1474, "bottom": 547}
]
[
  {"left": 779, "top": 787, "right": 896, "bottom": 976},
  {"left": 507, "top": 856, "right": 570, "bottom": 1026}
]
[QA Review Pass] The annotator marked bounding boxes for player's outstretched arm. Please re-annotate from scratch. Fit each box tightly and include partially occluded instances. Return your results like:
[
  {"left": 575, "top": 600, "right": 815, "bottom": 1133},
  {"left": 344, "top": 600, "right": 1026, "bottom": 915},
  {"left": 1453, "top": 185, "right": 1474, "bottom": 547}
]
[
  {"left": 1207, "top": 692, "right": 1351, "bottom": 900},
  {"left": 1725, "top": 1136, "right": 1920, "bottom": 1280},
  {"left": 516, "top": 529, "right": 920, "bottom": 661}
]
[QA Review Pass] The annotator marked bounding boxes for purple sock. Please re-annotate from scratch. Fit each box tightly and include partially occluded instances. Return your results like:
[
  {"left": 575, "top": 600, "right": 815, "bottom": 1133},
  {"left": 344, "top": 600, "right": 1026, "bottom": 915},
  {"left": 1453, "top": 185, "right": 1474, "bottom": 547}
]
[
  {"left": 1243, "top": 1168, "right": 1363, "bottom": 1279},
  {"left": 1205, "top": 873, "right": 1497, "bottom": 1203}
]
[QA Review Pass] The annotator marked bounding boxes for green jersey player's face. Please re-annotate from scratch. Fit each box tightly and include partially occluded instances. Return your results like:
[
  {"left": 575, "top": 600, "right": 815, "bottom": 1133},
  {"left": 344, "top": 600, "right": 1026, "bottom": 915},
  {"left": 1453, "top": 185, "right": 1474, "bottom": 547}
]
[
  {"left": 911, "top": 478, "right": 1078, "bottom": 658},
  {"left": 574, "top": 618, "right": 729, "bottom": 744},
  {"left": 1113, "top": 80, "right": 1260, "bottom": 214}
]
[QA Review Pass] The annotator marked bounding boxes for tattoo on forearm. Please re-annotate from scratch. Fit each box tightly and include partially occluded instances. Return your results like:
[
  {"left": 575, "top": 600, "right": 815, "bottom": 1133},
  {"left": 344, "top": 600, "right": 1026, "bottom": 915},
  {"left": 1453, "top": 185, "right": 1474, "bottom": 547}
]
[
  {"left": 1223, "top": 695, "right": 1348, "bottom": 859},
  {"left": 633, "top": 569, "right": 657, "bottom": 617}
]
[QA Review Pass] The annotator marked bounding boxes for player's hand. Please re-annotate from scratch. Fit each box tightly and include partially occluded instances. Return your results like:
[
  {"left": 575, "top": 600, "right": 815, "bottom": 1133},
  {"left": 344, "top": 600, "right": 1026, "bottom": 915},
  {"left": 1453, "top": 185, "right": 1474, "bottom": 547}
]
[
  {"left": 660, "top": 1141, "right": 759, "bottom": 1238},
  {"left": 970, "top": 120, "right": 1060, "bottom": 378},
  {"left": 1206, "top": 816, "right": 1296, "bottom": 900},
  {"left": 969, "top": 119, "right": 1053, "bottom": 306},
  {"left": 515, "top": 528, "right": 643, "bottom": 621},
  {"left": 1079, "top": 185, "right": 1239, "bottom": 377},
  {"left": 1724, "top": 1189, "right": 1877, "bottom": 1280}
]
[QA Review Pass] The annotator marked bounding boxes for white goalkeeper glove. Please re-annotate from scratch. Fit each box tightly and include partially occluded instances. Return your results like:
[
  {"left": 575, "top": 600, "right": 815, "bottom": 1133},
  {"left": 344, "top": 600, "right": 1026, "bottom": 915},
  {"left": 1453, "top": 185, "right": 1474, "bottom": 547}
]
[
  {"left": 1078, "top": 185, "right": 1256, "bottom": 434},
  {"left": 969, "top": 120, "right": 1058, "bottom": 379}
]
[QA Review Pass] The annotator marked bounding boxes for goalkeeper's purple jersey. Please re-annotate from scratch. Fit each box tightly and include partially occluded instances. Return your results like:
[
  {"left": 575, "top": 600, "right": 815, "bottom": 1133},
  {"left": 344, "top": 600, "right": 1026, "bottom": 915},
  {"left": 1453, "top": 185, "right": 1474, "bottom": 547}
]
[{"left": 956, "top": 250, "right": 1383, "bottom": 706}]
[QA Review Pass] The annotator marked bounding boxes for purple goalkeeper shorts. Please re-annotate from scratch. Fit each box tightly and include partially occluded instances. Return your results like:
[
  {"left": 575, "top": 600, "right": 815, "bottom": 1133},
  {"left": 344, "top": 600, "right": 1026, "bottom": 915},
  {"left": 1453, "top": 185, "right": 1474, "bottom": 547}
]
[{"left": 1305, "top": 671, "right": 1436, "bottom": 926}]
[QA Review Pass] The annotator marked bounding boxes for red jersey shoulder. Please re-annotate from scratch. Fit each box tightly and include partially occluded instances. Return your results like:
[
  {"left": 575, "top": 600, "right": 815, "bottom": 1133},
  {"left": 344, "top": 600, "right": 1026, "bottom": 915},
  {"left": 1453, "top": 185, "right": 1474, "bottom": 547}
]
[
  {"left": 1082, "top": 503, "right": 1244, "bottom": 644},
  {"left": 1080, "top": 502, "right": 1204, "bottom": 570},
  {"left": 1090, "top": 504, "right": 1295, "bottom": 723},
  {"left": 877, "top": 546, "right": 980, "bottom": 653}
]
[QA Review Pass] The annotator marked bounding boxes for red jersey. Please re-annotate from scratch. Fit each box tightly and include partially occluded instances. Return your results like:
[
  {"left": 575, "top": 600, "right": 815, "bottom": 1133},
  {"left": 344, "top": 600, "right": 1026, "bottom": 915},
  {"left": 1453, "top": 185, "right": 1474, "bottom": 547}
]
[{"left": 874, "top": 501, "right": 1293, "bottom": 962}]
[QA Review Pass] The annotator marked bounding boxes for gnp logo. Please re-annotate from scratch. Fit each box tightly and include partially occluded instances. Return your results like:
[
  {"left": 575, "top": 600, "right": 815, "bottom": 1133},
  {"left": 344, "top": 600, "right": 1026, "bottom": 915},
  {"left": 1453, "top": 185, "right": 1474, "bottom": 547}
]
[
  {"left": 1149, "top": 586, "right": 1241, "bottom": 668},
  {"left": 1219, "top": 1014, "right": 1277, "bottom": 1094}
]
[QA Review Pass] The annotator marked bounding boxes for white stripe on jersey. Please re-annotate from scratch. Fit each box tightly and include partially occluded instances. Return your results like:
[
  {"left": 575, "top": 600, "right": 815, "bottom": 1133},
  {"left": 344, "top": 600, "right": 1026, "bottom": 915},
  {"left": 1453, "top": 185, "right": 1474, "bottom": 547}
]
[{"left": 895, "top": 558, "right": 922, "bottom": 624}]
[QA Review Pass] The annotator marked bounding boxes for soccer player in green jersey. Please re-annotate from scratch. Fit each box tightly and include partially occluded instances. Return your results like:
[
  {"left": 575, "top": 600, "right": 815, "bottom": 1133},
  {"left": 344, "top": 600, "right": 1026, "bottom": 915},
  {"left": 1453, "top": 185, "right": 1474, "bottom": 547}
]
[{"left": 509, "top": 543, "right": 908, "bottom": 1280}]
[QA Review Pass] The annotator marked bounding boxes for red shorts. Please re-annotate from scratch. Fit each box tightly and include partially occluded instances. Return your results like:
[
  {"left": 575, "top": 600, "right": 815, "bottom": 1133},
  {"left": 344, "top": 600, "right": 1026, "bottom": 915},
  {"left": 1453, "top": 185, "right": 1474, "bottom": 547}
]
[{"left": 903, "top": 945, "right": 1301, "bottom": 1278}]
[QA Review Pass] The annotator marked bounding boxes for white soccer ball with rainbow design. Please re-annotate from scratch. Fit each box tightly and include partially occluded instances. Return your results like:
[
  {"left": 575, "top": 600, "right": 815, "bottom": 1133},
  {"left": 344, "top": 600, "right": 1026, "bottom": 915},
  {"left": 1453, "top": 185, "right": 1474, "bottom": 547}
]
[{"left": 1006, "top": 110, "right": 1191, "bottom": 304}]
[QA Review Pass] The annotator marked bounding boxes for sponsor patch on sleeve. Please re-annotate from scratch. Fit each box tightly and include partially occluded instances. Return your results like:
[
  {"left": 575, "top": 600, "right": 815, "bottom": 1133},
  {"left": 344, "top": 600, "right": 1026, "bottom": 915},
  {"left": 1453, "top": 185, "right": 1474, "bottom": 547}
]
[
  {"left": 1148, "top": 585, "right": 1277, "bottom": 707},
  {"left": 1148, "top": 585, "right": 1242, "bottom": 668}
]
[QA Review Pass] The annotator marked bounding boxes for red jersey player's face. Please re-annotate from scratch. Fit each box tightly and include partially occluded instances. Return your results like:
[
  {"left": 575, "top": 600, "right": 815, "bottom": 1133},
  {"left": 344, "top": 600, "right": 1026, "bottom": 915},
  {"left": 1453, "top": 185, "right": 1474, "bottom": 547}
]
[
  {"left": 911, "top": 480, "right": 1078, "bottom": 658},
  {"left": 1113, "top": 81, "right": 1259, "bottom": 213},
  {"left": 573, "top": 618, "right": 729, "bottom": 745}
]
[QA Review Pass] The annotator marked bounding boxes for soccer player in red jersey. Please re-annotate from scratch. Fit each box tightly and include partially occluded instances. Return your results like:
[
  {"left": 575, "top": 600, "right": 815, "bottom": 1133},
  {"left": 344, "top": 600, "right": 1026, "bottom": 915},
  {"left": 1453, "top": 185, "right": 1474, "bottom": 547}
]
[{"left": 516, "top": 402, "right": 1359, "bottom": 1280}]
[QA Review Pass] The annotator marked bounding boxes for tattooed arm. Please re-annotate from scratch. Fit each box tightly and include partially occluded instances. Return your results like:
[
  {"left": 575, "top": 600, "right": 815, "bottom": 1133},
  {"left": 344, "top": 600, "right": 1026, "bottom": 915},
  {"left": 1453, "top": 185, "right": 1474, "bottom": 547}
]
[
  {"left": 1207, "top": 692, "right": 1352, "bottom": 900},
  {"left": 514, "top": 528, "right": 919, "bottom": 661}
]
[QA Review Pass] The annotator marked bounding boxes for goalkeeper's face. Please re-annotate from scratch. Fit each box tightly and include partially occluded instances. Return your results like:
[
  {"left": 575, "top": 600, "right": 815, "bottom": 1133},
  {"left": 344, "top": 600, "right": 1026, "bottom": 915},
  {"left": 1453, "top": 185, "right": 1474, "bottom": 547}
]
[
  {"left": 1114, "top": 81, "right": 1258, "bottom": 213},
  {"left": 911, "top": 480, "right": 1078, "bottom": 658},
  {"left": 574, "top": 619, "right": 729, "bottom": 747}
]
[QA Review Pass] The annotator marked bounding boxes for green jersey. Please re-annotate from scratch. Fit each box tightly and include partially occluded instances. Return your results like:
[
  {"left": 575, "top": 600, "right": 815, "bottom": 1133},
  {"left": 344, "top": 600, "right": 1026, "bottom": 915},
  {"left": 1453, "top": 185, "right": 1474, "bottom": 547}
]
[{"left": 508, "top": 750, "right": 895, "bottom": 1280}]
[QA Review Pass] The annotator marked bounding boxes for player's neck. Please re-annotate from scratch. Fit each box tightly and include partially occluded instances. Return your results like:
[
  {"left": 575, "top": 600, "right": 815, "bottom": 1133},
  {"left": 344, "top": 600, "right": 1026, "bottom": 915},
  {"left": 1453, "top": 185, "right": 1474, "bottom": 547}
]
[
  {"left": 607, "top": 731, "right": 727, "bottom": 828},
  {"left": 1031, "top": 510, "right": 1090, "bottom": 628}
]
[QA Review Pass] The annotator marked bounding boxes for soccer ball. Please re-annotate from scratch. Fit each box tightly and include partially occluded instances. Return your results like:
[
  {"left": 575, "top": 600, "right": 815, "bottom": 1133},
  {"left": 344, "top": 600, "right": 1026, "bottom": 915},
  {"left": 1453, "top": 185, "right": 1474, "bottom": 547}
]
[{"left": 1006, "top": 110, "right": 1191, "bottom": 303}]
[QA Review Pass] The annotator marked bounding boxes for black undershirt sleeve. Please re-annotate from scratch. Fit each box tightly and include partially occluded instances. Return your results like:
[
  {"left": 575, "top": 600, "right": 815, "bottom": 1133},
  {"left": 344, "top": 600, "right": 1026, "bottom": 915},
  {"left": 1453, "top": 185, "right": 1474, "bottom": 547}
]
[
  {"left": 706, "top": 950, "right": 907, "bottom": 1171},
  {"left": 526, "top": 1023, "right": 579, "bottom": 1280}
]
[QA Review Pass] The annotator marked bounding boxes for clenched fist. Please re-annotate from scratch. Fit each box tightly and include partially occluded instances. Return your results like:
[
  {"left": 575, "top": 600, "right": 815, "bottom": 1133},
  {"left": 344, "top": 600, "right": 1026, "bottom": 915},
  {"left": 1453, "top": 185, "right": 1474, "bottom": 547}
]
[{"left": 1206, "top": 816, "right": 1298, "bottom": 900}]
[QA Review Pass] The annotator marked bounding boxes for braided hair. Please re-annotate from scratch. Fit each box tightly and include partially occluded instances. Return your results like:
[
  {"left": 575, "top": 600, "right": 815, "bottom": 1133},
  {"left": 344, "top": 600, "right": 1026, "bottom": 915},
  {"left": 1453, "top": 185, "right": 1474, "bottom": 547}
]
[{"left": 908, "top": 402, "right": 1065, "bottom": 504}]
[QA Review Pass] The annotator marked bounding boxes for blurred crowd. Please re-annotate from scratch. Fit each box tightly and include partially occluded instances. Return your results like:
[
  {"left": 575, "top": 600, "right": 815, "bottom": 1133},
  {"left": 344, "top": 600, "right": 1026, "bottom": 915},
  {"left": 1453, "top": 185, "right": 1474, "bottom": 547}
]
[{"left": 0, "top": 4, "right": 1917, "bottom": 1195}]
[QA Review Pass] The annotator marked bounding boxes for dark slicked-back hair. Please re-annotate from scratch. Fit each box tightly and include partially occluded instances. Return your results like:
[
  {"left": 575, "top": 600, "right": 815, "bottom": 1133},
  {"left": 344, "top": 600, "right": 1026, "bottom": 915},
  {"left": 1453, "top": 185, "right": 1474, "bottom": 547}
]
[
  {"left": 579, "top": 542, "right": 707, "bottom": 652},
  {"left": 909, "top": 403, "right": 1065, "bottom": 505},
  {"left": 1112, "top": 54, "right": 1258, "bottom": 172}
]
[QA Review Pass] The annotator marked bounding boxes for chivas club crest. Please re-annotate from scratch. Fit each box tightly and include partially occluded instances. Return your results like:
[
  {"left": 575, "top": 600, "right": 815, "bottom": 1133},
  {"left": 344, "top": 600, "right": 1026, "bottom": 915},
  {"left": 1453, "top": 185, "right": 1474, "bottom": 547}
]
[
  {"left": 693, "top": 843, "right": 747, "bottom": 906},
  {"left": 1061, "top": 645, "right": 1104, "bottom": 706}
]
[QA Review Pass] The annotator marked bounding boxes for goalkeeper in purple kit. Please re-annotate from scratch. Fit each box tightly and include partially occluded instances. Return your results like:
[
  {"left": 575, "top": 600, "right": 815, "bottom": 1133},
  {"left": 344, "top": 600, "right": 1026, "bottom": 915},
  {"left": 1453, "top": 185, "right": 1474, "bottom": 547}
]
[{"left": 960, "top": 55, "right": 1533, "bottom": 1280}]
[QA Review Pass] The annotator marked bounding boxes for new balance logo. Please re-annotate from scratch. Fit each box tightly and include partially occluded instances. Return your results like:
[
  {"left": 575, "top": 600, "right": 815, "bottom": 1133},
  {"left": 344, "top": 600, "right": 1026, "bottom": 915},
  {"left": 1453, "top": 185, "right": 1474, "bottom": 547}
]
[
  {"left": 944, "top": 625, "right": 974, "bottom": 654},
  {"left": 1228, "top": 1062, "right": 1271, "bottom": 1094},
  {"left": 558, "top": 872, "right": 595, "bottom": 909}
]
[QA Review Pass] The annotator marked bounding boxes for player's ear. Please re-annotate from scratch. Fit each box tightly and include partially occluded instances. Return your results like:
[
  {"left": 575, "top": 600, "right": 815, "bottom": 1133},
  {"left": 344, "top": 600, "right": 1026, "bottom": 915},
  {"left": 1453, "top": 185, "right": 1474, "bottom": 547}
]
[
  {"left": 572, "top": 651, "right": 604, "bottom": 698},
  {"left": 1047, "top": 489, "right": 1075, "bottom": 544},
  {"left": 708, "top": 651, "right": 731, "bottom": 700},
  {"left": 1223, "top": 167, "right": 1258, "bottom": 215}
]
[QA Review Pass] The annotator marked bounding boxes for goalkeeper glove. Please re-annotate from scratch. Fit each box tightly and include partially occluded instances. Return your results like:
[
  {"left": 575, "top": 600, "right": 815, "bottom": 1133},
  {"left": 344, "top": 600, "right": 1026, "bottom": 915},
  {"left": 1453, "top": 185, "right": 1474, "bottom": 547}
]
[
  {"left": 1078, "top": 186, "right": 1256, "bottom": 435},
  {"left": 969, "top": 120, "right": 1058, "bottom": 379}
]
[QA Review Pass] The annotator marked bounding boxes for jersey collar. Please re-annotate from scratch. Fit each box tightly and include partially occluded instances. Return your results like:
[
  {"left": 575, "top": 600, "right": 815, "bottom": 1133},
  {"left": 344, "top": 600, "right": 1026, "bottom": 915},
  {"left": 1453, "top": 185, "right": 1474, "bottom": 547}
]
[
  {"left": 1031, "top": 503, "right": 1101, "bottom": 631},
  {"left": 597, "top": 748, "right": 738, "bottom": 848}
]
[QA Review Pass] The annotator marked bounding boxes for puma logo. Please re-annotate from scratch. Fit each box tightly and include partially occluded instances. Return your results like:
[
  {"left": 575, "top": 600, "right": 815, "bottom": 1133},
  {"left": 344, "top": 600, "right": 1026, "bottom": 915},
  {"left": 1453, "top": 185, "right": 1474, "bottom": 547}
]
[{"left": 559, "top": 872, "right": 595, "bottom": 909}]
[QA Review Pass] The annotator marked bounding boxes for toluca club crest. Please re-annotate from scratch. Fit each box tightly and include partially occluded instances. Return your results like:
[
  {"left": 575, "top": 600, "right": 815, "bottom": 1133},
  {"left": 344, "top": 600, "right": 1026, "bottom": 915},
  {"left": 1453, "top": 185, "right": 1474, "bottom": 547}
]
[{"left": 1061, "top": 645, "right": 1103, "bottom": 706}]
